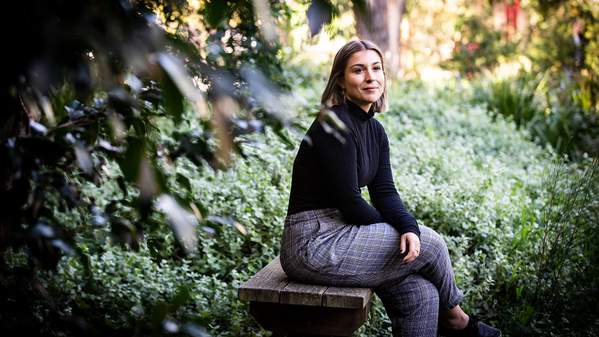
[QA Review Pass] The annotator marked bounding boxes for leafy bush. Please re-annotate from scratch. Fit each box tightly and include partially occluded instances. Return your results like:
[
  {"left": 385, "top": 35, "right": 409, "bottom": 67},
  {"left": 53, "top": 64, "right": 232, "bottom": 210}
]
[
  {"left": 5, "top": 79, "right": 597, "bottom": 337},
  {"left": 441, "top": 15, "right": 516, "bottom": 77},
  {"left": 471, "top": 72, "right": 599, "bottom": 159}
]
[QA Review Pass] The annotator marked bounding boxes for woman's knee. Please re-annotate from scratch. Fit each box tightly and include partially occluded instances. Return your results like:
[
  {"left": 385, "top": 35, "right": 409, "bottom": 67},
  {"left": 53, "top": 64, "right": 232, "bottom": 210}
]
[{"left": 418, "top": 225, "right": 448, "bottom": 256}]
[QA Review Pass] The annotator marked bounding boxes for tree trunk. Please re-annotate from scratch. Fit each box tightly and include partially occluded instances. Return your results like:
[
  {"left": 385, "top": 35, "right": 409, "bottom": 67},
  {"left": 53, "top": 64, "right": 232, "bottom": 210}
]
[{"left": 353, "top": 0, "right": 407, "bottom": 78}]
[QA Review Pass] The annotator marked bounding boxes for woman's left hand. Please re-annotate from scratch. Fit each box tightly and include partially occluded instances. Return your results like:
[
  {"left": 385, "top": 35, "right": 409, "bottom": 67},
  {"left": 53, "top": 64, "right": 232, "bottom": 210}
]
[{"left": 400, "top": 232, "right": 421, "bottom": 264}]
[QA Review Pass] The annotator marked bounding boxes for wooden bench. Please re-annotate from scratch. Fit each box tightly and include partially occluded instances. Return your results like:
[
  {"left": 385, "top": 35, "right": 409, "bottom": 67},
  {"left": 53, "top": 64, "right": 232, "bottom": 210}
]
[{"left": 238, "top": 256, "right": 373, "bottom": 337}]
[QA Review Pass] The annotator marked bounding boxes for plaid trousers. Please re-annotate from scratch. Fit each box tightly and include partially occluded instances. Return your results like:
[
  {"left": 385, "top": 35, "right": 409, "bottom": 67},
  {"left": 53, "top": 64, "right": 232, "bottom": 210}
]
[{"left": 280, "top": 208, "right": 464, "bottom": 337}]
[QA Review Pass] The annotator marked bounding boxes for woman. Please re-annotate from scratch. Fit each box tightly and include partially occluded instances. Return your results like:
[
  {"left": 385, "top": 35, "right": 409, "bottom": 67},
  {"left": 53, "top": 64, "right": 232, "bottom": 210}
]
[{"left": 279, "top": 40, "right": 501, "bottom": 337}]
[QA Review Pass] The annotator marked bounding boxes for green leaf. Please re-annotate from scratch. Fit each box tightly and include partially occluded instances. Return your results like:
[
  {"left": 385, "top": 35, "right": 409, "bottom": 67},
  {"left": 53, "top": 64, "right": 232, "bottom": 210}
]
[
  {"left": 157, "top": 194, "right": 198, "bottom": 254},
  {"left": 161, "top": 69, "right": 184, "bottom": 124},
  {"left": 118, "top": 137, "right": 145, "bottom": 182}
]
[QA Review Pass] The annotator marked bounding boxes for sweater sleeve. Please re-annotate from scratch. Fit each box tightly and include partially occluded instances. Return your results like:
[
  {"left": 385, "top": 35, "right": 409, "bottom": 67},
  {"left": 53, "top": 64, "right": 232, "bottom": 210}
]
[
  {"left": 367, "top": 128, "right": 420, "bottom": 236},
  {"left": 311, "top": 121, "right": 385, "bottom": 226}
]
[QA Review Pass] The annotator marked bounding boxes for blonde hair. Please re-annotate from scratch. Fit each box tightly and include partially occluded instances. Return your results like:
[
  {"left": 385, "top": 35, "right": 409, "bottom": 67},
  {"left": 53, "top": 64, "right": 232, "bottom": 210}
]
[{"left": 320, "top": 40, "right": 387, "bottom": 112}]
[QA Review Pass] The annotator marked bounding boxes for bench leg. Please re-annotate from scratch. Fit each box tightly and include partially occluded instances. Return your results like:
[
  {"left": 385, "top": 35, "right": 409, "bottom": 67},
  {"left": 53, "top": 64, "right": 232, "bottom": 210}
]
[{"left": 250, "top": 302, "right": 369, "bottom": 336}]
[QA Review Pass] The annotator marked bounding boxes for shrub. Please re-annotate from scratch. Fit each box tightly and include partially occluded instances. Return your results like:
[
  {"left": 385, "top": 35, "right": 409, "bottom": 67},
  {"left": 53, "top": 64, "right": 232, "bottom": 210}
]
[{"left": 8, "top": 80, "right": 596, "bottom": 337}]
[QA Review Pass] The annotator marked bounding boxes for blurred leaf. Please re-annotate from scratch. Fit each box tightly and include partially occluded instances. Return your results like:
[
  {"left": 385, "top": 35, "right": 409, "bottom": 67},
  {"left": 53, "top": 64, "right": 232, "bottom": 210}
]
[
  {"left": 110, "top": 218, "right": 139, "bottom": 249},
  {"left": 108, "top": 88, "right": 137, "bottom": 118},
  {"left": 251, "top": 0, "right": 278, "bottom": 44},
  {"left": 201, "top": 226, "right": 216, "bottom": 237},
  {"left": 273, "top": 127, "right": 295, "bottom": 148},
  {"left": 65, "top": 100, "right": 85, "bottom": 120},
  {"left": 157, "top": 53, "right": 203, "bottom": 102},
  {"left": 118, "top": 137, "right": 145, "bottom": 182},
  {"left": 98, "top": 138, "right": 124, "bottom": 153},
  {"left": 162, "top": 319, "right": 179, "bottom": 333},
  {"left": 31, "top": 223, "right": 56, "bottom": 238},
  {"left": 307, "top": 0, "right": 334, "bottom": 36},
  {"left": 239, "top": 64, "right": 295, "bottom": 125},
  {"left": 108, "top": 113, "right": 127, "bottom": 142},
  {"left": 124, "top": 74, "right": 143, "bottom": 93},
  {"left": 29, "top": 120, "right": 48, "bottom": 136},
  {"left": 212, "top": 96, "right": 236, "bottom": 168},
  {"left": 74, "top": 144, "right": 93, "bottom": 175},
  {"left": 234, "top": 222, "right": 248, "bottom": 236},
  {"left": 174, "top": 131, "right": 215, "bottom": 167},
  {"left": 206, "top": 215, "right": 235, "bottom": 227},
  {"left": 59, "top": 182, "right": 79, "bottom": 207},
  {"left": 90, "top": 205, "right": 108, "bottom": 226},
  {"left": 137, "top": 157, "right": 161, "bottom": 200},
  {"left": 50, "top": 239, "right": 74, "bottom": 255},
  {"left": 117, "top": 176, "right": 128, "bottom": 198},
  {"left": 156, "top": 194, "right": 198, "bottom": 254},
  {"left": 160, "top": 68, "right": 184, "bottom": 124},
  {"left": 318, "top": 108, "right": 347, "bottom": 144},
  {"left": 181, "top": 322, "right": 211, "bottom": 337},
  {"left": 189, "top": 203, "right": 204, "bottom": 222},
  {"left": 206, "top": 215, "right": 246, "bottom": 235}
]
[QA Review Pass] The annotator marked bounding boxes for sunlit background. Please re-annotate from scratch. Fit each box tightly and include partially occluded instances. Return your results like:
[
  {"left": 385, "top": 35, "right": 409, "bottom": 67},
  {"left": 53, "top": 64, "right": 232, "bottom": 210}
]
[{"left": 1, "top": 1, "right": 597, "bottom": 337}]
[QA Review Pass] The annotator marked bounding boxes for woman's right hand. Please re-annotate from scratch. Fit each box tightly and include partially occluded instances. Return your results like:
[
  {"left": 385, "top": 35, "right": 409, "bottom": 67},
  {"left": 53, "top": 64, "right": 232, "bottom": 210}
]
[{"left": 400, "top": 232, "right": 421, "bottom": 263}]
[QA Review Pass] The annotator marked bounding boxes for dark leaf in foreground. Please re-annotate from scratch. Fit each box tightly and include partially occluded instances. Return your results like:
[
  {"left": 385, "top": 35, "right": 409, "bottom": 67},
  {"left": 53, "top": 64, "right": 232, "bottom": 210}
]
[{"left": 307, "top": 0, "right": 334, "bottom": 36}]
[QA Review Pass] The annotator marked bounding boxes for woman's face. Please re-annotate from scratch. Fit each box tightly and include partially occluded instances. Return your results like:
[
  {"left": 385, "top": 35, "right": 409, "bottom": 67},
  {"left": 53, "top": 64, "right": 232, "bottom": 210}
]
[{"left": 339, "top": 49, "right": 384, "bottom": 112}]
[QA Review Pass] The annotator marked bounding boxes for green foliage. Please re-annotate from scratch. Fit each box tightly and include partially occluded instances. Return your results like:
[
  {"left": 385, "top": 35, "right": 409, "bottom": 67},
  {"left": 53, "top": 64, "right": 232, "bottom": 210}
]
[
  {"left": 442, "top": 15, "right": 516, "bottom": 76},
  {"left": 0, "top": 0, "right": 318, "bottom": 335},
  {"left": 508, "top": 0, "right": 599, "bottom": 159},
  {"left": 471, "top": 72, "right": 599, "bottom": 158},
  {"left": 4, "top": 79, "right": 593, "bottom": 337},
  {"left": 495, "top": 158, "right": 599, "bottom": 336},
  {"left": 527, "top": 0, "right": 599, "bottom": 110}
]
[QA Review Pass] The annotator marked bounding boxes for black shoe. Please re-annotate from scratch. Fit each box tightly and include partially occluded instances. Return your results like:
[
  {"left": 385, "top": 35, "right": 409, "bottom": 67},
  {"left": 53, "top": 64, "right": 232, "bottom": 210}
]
[{"left": 439, "top": 315, "right": 501, "bottom": 337}]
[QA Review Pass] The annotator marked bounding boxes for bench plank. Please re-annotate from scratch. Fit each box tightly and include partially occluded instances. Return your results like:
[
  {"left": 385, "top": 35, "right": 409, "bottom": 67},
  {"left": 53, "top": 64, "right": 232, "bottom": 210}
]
[
  {"left": 239, "top": 256, "right": 375, "bottom": 336},
  {"left": 238, "top": 256, "right": 289, "bottom": 303},
  {"left": 239, "top": 256, "right": 374, "bottom": 309},
  {"left": 280, "top": 282, "right": 328, "bottom": 306},
  {"left": 323, "top": 287, "right": 372, "bottom": 309}
]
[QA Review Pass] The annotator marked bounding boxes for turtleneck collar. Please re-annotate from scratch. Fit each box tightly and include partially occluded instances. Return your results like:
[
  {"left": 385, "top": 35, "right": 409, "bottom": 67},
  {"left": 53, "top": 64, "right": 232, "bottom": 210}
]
[{"left": 345, "top": 99, "right": 375, "bottom": 121}]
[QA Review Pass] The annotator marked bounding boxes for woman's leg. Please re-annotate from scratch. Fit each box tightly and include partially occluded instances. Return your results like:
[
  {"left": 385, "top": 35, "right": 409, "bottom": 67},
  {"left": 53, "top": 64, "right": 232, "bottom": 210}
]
[
  {"left": 440, "top": 305, "right": 469, "bottom": 329},
  {"left": 407, "top": 225, "right": 464, "bottom": 309},
  {"left": 281, "top": 209, "right": 500, "bottom": 336},
  {"left": 281, "top": 209, "right": 463, "bottom": 310},
  {"left": 376, "top": 274, "right": 439, "bottom": 337}
]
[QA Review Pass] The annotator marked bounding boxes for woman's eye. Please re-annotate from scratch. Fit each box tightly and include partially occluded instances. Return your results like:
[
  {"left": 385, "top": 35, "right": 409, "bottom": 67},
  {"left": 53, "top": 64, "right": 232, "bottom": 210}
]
[
  {"left": 373, "top": 66, "right": 382, "bottom": 71},
  {"left": 353, "top": 69, "right": 362, "bottom": 74}
]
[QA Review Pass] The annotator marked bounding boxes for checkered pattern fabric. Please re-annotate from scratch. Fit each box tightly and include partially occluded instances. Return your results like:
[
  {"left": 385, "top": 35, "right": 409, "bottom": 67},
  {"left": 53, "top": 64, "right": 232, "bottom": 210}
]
[
  {"left": 377, "top": 274, "right": 440, "bottom": 337},
  {"left": 280, "top": 208, "right": 464, "bottom": 337}
]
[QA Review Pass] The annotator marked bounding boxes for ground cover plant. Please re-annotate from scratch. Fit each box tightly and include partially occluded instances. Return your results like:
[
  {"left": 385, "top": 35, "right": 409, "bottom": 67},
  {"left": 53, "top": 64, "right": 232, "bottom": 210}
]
[{"left": 3, "top": 78, "right": 596, "bottom": 337}]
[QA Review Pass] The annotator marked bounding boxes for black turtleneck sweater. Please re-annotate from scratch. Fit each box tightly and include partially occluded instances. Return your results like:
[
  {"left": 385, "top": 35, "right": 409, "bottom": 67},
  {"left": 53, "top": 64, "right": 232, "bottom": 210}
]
[{"left": 287, "top": 100, "right": 420, "bottom": 237}]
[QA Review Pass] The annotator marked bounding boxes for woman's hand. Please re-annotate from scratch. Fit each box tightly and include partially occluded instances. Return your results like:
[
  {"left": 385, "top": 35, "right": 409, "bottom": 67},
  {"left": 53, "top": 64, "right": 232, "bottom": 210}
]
[{"left": 400, "top": 232, "right": 421, "bottom": 263}]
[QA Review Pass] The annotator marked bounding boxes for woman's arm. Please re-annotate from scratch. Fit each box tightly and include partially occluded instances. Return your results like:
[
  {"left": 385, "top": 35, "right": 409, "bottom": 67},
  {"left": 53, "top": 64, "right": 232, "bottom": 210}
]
[{"left": 367, "top": 128, "right": 420, "bottom": 237}]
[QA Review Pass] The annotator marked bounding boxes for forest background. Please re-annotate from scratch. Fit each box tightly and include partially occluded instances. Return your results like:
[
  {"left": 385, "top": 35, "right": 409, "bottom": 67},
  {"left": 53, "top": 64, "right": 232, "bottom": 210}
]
[{"left": 1, "top": 0, "right": 597, "bottom": 337}]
